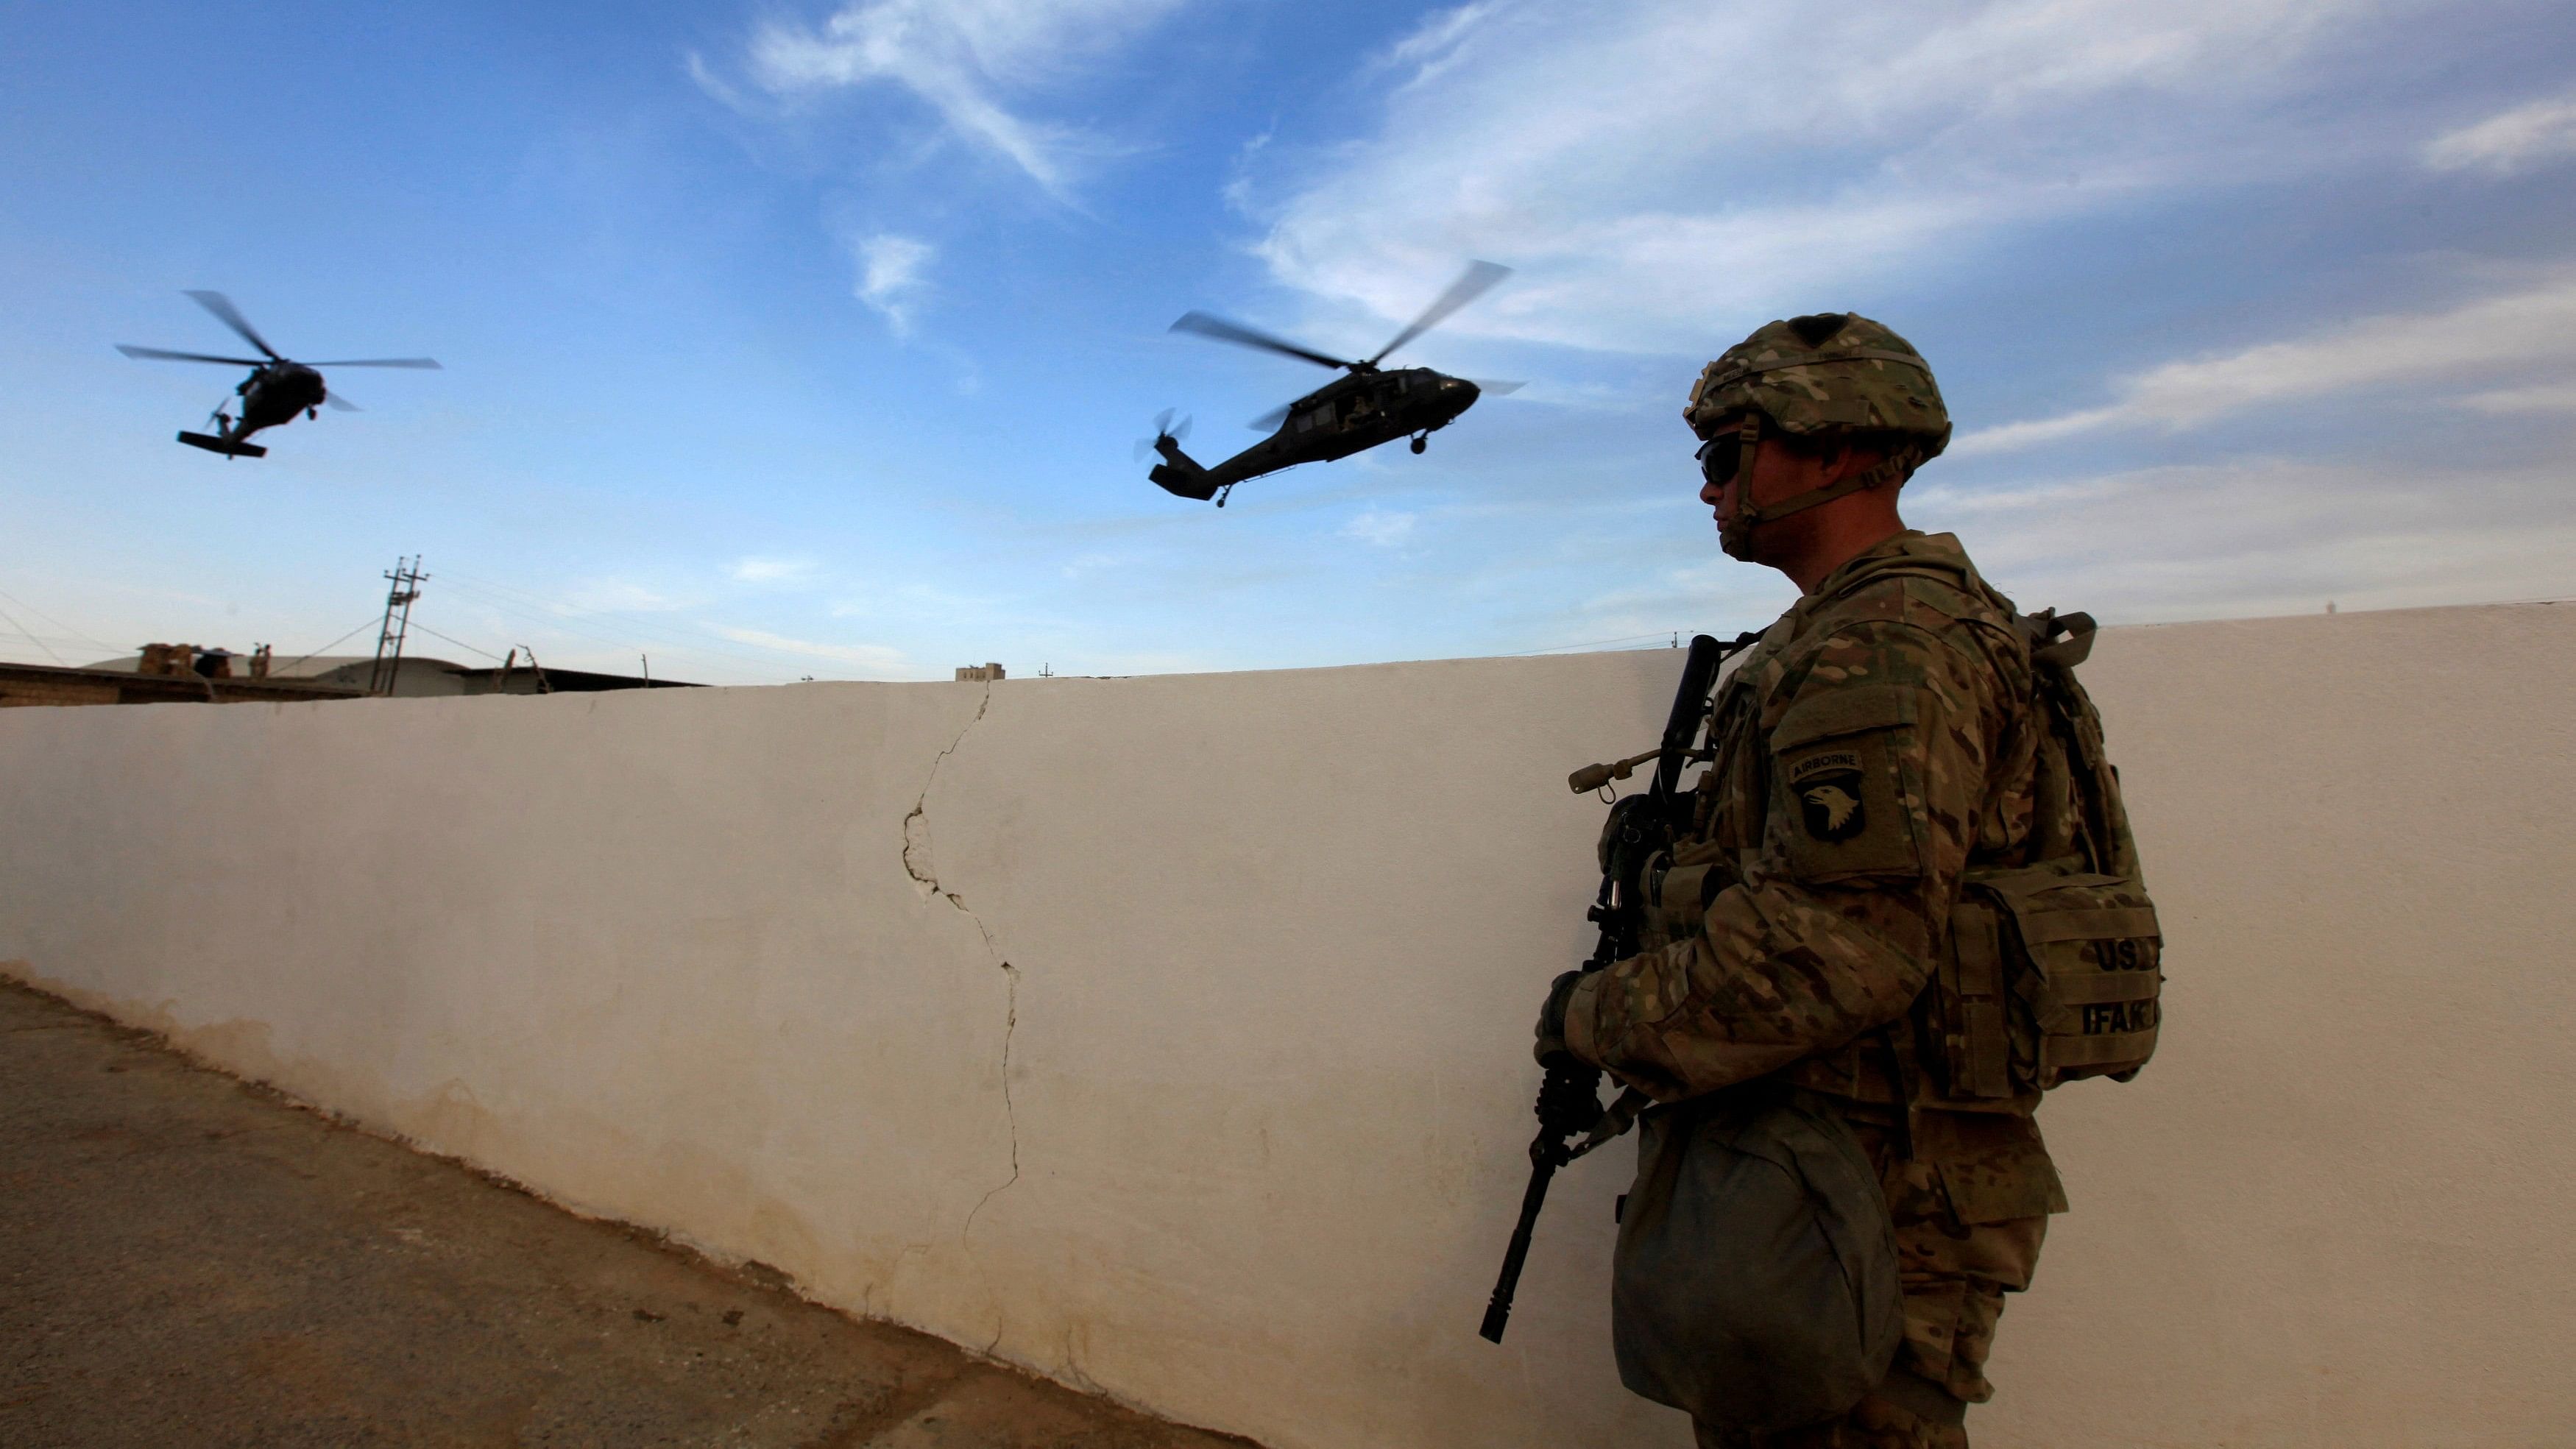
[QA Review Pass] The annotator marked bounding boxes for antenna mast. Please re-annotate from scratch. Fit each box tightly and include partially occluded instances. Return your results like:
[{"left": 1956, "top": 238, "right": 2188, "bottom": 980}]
[{"left": 368, "top": 555, "right": 428, "bottom": 696}]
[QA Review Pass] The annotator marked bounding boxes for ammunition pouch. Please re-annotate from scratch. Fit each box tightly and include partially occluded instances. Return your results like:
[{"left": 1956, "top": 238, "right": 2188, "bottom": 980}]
[{"left": 1939, "top": 867, "right": 2162, "bottom": 1097}]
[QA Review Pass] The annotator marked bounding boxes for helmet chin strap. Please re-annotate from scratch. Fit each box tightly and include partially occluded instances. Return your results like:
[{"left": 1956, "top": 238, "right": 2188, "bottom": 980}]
[{"left": 1719, "top": 412, "right": 1923, "bottom": 561}]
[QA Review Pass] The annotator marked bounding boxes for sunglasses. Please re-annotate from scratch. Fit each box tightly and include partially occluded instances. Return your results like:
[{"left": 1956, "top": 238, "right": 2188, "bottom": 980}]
[{"left": 1696, "top": 416, "right": 1758, "bottom": 491}]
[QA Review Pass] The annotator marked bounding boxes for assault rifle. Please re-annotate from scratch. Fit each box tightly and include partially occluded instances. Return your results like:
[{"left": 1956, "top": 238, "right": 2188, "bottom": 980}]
[{"left": 1478, "top": 629, "right": 1758, "bottom": 1344}]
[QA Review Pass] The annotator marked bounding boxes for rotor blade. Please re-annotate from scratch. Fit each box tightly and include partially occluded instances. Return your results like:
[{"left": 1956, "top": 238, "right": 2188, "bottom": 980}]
[
  {"left": 116, "top": 344, "right": 263, "bottom": 366},
  {"left": 1367, "top": 260, "right": 1512, "bottom": 366},
  {"left": 1468, "top": 378, "right": 1525, "bottom": 395},
  {"left": 1170, "top": 312, "right": 1352, "bottom": 370},
  {"left": 303, "top": 357, "right": 442, "bottom": 369},
  {"left": 1138, "top": 408, "right": 1189, "bottom": 461},
  {"left": 323, "top": 392, "right": 361, "bottom": 412},
  {"left": 1248, "top": 401, "right": 1293, "bottom": 432},
  {"left": 183, "top": 291, "right": 282, "bottom": 361}
]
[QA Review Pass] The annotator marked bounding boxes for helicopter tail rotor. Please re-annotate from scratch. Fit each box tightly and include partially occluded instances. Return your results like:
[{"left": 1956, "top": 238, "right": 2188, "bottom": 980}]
[{"left": 1133, "top": 408, "right": 1192, "bottom": 461}]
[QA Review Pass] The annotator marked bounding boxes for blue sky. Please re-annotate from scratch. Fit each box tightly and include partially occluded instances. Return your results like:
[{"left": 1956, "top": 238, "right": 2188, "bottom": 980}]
[{"left": 2, "top": 0, "right": 2572, "bottom": 684}]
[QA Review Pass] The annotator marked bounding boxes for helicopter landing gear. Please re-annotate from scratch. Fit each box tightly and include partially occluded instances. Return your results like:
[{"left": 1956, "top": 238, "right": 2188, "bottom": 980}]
[
  {"left": 1409, "top": 433, "right": 1428, "bottom": 455},
  {"left": 1214, "top": 483, "right": 1236, "bottom": 508}
]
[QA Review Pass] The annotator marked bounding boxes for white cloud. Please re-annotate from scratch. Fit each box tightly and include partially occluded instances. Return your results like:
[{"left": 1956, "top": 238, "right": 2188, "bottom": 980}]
[
  {"left": 1950, "top": 272, "right": 2576, "bottom": 454},
  {"left": 1556, "top": 452, "right": 2576, "bottom": 638},
  {"left": 713, "top": 625, "right": 913, "bottom": 674},
  {"left": 1341, "top": 507, "right": 1418, "bottom": 548},
  {"left": 1372, "top": 3, "right": 1498, "bottom": 88},
  {"left": 743, "top": 0, "right": 1186, "bottom": 195},
  {"left": 1247, "top": 0, "right": 2425, "bottom": 352},
  {"left": 683, "top": 51, "right": 749, "bottom": 111},
  {"left": 850, "top": 233, "right": 935, "bottom": 335},
  {"left": 1908, "top": 457, "right": 2576, "bottom": 622},
  {"left": 562, "top": 578, "right": 687, "bottom": 613},
  {"left": 2458, "top": 380, "right": 2576, "bottom": 415},
  {"left": 2421, "top": 92, "right": 2576, "bottom": 175},
  {"left": 1220, "top": 124, "right": 1274, "bottom": 216},
  {"left": 729, "top": 556, "right": 819, "bottom": 584}
]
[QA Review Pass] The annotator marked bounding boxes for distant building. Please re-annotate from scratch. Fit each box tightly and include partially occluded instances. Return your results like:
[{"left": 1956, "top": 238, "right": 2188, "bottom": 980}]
[
  {"left": 0, "top": 660, "right": 359, "bottom": 709},
  {"left": 18, "top": 646, "right": 703, "bottom": 707},
  {"left": 218, "top": 654, "right": 701, "bottom": 697},
  {"left": 955, "top": 662, "right": 1006, "bottom": 681}
]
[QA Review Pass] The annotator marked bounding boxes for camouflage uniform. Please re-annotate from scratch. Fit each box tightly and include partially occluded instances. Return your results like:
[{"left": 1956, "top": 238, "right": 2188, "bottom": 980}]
[{"left": 1555, "top": 311, "right": 2070, "bottom": 1448}]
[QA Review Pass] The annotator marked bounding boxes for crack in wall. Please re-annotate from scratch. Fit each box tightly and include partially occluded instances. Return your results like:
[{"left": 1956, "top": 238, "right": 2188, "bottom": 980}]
[
  {"left": 960, "top": 960, "right": 1020, "bottom": 1244},
  {"left": 894, "top": 679, "right": 1025, "bottom": 1247},
  {"left": 899, "top": 681, "right": 991, "bottom": 899}
]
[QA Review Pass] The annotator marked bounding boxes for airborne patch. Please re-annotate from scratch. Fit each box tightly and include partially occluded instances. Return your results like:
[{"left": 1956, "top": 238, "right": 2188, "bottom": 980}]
[{"left": 1788, "top": 749, "right": 1868, "bottom": 843}]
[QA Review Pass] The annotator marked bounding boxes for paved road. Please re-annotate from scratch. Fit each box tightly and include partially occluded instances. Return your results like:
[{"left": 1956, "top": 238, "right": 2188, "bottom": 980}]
[{"left": 0, "top": 978, "right": 1251, "bottom": 1449}]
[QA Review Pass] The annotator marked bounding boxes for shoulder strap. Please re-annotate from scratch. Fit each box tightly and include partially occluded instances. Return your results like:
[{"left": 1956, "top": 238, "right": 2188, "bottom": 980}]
[
  {"left": 2014, "top": 609, "right": 2134, "bottom": 877},
  {"left": 2014, "top": 609, "right": 2095, "bottom": 668}
]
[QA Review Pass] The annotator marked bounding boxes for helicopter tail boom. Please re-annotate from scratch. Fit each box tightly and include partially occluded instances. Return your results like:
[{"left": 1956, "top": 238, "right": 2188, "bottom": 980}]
[
  {"left": 1148, "top": 438, "right": 1219, "bottom": 501},
  {"left": 177, "top": 431, "right": 266, "bottom": 458}
]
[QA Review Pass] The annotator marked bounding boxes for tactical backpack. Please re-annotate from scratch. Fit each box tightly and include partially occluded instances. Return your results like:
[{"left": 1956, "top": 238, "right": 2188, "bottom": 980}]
[{"left": 1931, "top": 610, "right": 2163, "bottom": 1099}]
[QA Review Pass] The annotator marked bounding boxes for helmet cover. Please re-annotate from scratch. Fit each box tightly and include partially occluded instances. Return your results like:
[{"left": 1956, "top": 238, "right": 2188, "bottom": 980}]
[{"left": 1684, "top": 313, "right": 1950, "bottom": 461}]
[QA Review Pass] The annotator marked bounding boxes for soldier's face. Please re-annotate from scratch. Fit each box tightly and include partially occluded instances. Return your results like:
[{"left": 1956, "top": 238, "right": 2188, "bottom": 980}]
[
  {"left": 1699, "top": 424, "right": 1838, "bottom": 565},
  {"left": 1696, "top": 420, "right": 1777, "bottom": 561}
]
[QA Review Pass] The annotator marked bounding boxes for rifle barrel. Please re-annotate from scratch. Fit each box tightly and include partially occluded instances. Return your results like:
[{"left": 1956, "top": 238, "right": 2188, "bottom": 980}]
[{"left": 1478, "top": 1141, "right": 1560, "bottom": 1343}]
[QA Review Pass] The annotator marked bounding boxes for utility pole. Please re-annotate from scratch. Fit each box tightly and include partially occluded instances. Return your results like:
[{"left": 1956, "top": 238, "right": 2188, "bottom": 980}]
[{"left": 368, "top": 556, "right": 427, "bottom": 697}]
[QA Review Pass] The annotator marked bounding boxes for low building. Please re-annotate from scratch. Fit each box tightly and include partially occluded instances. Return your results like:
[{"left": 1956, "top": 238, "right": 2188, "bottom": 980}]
[
  {"left": 0, "top": 660, "right": 361, "bottom": 709},
  {"left": 42, "top": 648, "right": 701, "bottom": 706}
]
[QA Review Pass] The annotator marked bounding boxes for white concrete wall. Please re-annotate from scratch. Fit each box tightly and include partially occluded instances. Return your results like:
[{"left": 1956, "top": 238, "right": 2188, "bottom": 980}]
[{"left": 3, "top": 601, "right": 2571, "bottom": 1448}]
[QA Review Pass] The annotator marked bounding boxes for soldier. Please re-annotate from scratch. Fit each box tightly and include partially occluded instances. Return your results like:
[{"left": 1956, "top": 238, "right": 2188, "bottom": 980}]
[{"left": 1534, "top": 313, "right": 2077, "bottom": 1449}]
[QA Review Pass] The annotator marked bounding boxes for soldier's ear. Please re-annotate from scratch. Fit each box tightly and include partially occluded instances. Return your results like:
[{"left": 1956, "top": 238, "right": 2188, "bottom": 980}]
[{"left": 1833, "top": 439, "right": 1890, "bottom": 488}]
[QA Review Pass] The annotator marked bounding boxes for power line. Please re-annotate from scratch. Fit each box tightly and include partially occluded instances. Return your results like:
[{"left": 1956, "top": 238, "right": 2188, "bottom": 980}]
[
  {"left": 1499, "top": 631, "right": 1687, "bottom": 657},
  {"left": 0, "top": 626, "right": 105, "bottom": 653},
  {"left": 436, "top": 567, "right": 870, "bottom": 671},
  {"left": 0, "top": 583, "right": 121, "bottom": 656},
  {"left": 271, "top": 617, "right": 389, "bottom": 677},
  {"left": 436, "top": 581, "right": 773, "bottom": 674},
  {"left": 432, "top": 575, "right": 798, "bottom": 676},
  {"left": 0, "top": 603, "right": 68, "bottom": 665},
  {"left": 435, "top": 568, "right": 916, "bottom": 683},
  {"left": 397, "top": 617, "right": 508, "bottom": 663}
]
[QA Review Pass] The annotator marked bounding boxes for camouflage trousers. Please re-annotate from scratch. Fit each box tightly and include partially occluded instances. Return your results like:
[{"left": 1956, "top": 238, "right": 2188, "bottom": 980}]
[{"left": 1693, "top": 1120, "right": 2047, "bottom": 1449}]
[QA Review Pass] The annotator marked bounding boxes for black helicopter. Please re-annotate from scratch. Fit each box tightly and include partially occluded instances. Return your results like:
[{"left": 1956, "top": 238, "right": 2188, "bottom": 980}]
[
  {"left": 117, "top": 291, "right": 439, "bottom": 458},
  {"left": 1147, "top": 261, "right": 1520, "bottom": 506}
]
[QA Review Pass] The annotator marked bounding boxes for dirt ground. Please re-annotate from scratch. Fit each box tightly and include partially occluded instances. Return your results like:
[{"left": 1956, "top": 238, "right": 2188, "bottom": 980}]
[{"left": 0, "top": 977, "right": 1255, "bottom": 1449}]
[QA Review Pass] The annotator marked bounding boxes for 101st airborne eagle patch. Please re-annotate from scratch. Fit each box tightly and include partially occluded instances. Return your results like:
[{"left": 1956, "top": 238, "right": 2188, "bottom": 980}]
[{"left": 1788, "top": 750, "right": 1868, "bottom": 843}]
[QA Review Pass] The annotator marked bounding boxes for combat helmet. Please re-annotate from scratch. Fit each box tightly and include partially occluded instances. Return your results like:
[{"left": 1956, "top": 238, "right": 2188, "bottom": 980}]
[{"left": 1685, "top": 313, "right": 1950, "bottom": 553}]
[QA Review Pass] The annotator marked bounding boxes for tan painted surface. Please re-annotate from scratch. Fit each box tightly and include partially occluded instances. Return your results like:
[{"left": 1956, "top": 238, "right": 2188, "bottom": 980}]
[{"left": 2, "top": 601, "right": 2570, "bottom": 1448}]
